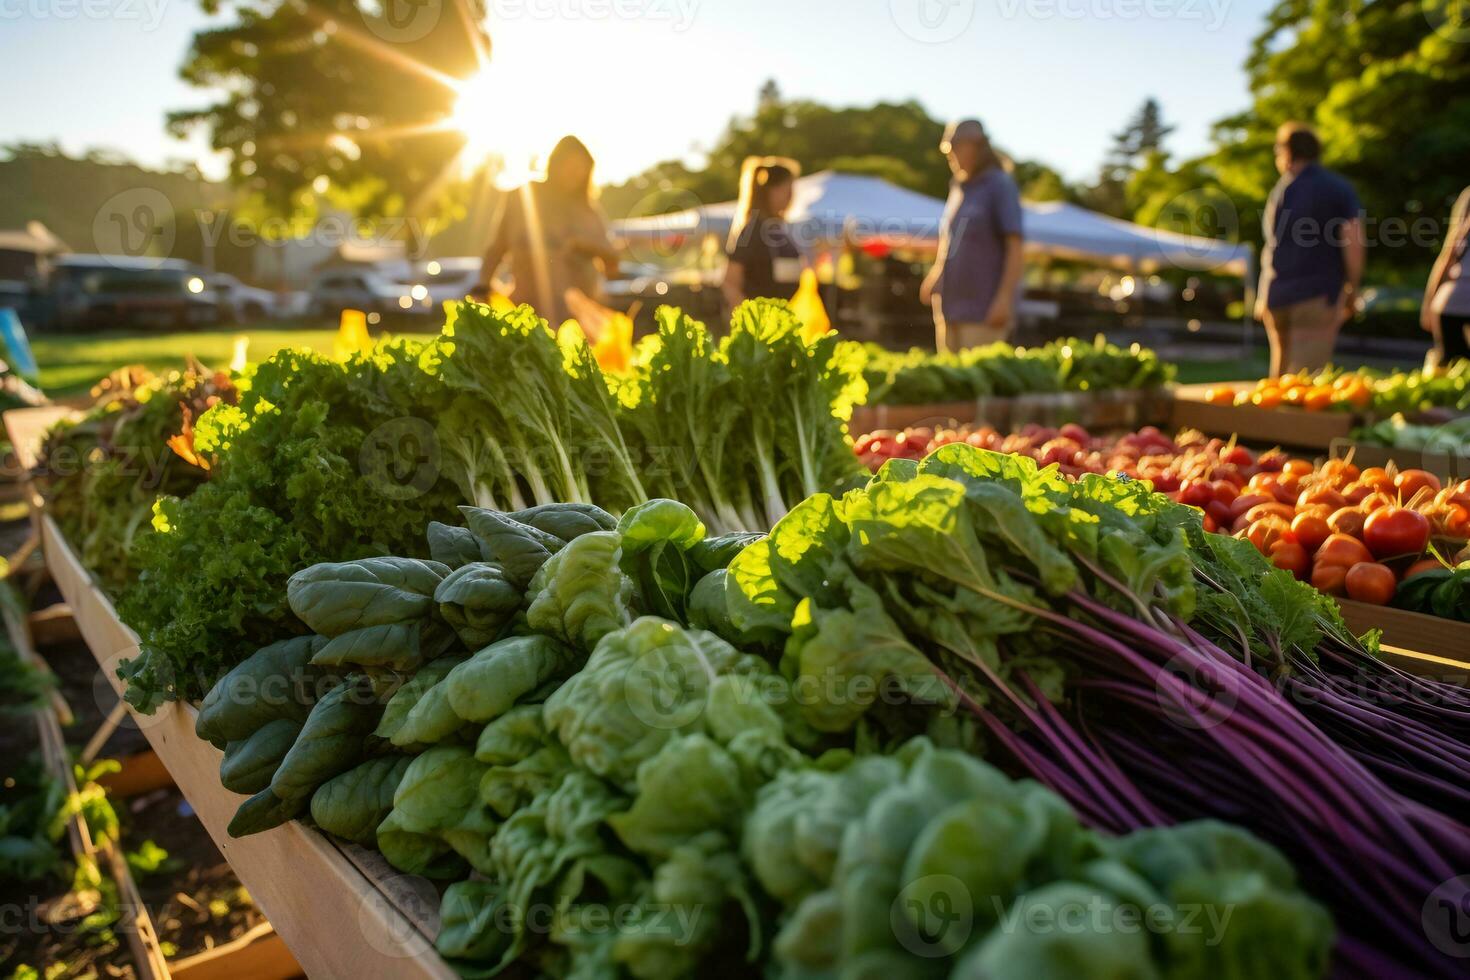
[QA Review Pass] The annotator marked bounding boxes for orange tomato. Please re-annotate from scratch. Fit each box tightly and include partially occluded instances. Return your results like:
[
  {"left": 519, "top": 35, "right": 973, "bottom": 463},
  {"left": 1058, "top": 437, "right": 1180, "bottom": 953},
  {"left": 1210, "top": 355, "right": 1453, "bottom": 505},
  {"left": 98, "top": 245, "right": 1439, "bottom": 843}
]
[
  {"left": 1245, "top": 502, "right": 1297, "bottom": 524},
  {"left": 1303, "top": 387, "right": 1335, "bottom": 411},
  {"left": 1394, "top": 469, "right": 1442, "bottom": 499},
  {"left": 1314, "top": 533, "right": 1374, "bottom": 569},
  {"left": 1326, "top": 507, "right": 1367, "bottom": 539},
  {"left": 1344, "top": 562, "right": 1396, "bottom": 605},
  {"left": 1359, "top": 467, "right": 1395, "bottom": 494},
  {"left": 1310, "top": 563, "right": 1348, "bottom": 596},
  {"left": 1269, "top": 539, "right": 1310, "bottom": 579},
  {"left": 1297, "top": 486, "right": 1346, "bottom": 512},
  {"left": 1206, "top": 386, "right": 1237, "bottom": 406},
  {"left": 1282, "top": 459, "right": 1315, "bottom": 479},
  {"left": 1290, "top": 513, "right": 1332, "bottom": 554},
  {"left": 1246, "top": 517, "right": 1292, "bottom": 553},
  {"left": 1251, "top": 389, "right": 1282, "bottom": 409},
  {"left": 1319, "top": 459, "right": 1361, "bottom": 485}
]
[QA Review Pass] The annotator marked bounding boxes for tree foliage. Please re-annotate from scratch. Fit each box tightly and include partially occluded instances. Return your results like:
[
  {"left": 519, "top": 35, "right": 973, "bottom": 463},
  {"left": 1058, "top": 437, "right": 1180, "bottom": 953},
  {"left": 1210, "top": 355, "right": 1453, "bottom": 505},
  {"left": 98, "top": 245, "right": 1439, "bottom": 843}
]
[{"left": 170, "top": 0, "right": 490, "bottom": 221}]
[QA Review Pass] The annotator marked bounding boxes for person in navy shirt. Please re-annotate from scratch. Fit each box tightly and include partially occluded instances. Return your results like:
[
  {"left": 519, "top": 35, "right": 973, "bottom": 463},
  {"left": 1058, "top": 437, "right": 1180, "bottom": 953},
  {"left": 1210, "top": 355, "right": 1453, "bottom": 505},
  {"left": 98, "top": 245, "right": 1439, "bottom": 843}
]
[
  {"left": 1255, "top": 122, "right": 1365, "bottom": 375},
  {"left": 921, "top": 118, "right": 1025, "bottom": 352}
]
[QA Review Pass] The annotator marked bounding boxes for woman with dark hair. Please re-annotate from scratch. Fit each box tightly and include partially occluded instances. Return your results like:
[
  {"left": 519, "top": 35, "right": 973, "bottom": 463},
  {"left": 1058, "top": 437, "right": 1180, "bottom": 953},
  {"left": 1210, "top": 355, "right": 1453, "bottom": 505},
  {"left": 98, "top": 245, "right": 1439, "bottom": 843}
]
[
  {"left": 1422, "top": 186, "right": 1470, "bottom": 366},
  {"left": 472, "top": 135, "right": 619, "bottom": 325},
  {"left": 722, "top": 156, "right": 803, "bottom": 310}
]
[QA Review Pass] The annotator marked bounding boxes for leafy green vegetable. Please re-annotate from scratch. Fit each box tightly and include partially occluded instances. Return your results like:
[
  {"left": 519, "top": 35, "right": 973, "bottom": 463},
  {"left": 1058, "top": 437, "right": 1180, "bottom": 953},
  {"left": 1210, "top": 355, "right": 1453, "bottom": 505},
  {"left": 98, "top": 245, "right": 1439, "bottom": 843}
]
[
  {"left": 269, "top": 675, "right": 385, "bottom": 803},
  {"left": 434, "top": 562, "right": 523, "bottom": 648},
  {"left": 310, "top": 755, "right": 412, "bottom": 846},
  {"left": 525, "top": 531, "right": 634, "bottom": 652}
]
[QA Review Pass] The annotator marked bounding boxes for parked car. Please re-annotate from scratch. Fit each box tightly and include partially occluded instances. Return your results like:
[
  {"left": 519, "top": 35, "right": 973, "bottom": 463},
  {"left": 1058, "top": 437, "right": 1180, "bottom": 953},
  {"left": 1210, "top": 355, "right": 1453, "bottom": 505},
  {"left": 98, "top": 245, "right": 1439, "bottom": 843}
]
[
  {"left": 38, "top": 255, "right": 220, "bottom": 332},
  {"left": 413, "top": 257, "right": 481, "bottom": 307},
  {"left": 308, "top": 267, "right": 415, "bottom": 318},
  {"left": 210, "top": 273, "right": 281, "bottom": 322}
]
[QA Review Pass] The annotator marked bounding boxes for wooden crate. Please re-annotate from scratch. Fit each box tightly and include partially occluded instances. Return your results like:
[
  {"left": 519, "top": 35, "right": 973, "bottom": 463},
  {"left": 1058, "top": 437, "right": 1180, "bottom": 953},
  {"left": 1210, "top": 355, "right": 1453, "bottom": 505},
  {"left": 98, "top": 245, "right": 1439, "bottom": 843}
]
[
  {"left": 1170, "top": 384, "right": 1360, "bottom": 450},
  {"left": 40, "top": 514, "right": 455, "bottom": 980},
  {"left": 1336, "top": 597, "right": 1470, "bottom": 677},
  {"left": 1327, "top": 441, "right": 1469, "bottom": 484}
]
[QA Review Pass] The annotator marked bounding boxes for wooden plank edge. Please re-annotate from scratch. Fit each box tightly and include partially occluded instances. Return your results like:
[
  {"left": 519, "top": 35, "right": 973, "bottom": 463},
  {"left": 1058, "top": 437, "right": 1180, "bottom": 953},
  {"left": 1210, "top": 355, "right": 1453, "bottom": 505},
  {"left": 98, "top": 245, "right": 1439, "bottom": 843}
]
[
  {"left": 169, "top": 922, "right": 301, "bottom": 980},
  {"left": 40, "top": 515, "right": 455, "bottom": 980}
]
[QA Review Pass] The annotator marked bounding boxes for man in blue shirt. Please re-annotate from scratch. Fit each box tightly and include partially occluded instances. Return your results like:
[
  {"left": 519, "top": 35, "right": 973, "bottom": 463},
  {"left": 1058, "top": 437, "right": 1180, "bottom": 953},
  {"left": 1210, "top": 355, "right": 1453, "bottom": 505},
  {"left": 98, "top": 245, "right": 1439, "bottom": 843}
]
[
  {"left": 921, "top": 118, "right": 1025, "bottom": 352},
  {"left": 1255, "top": 122, "right": 1365, "bottom": 375}
]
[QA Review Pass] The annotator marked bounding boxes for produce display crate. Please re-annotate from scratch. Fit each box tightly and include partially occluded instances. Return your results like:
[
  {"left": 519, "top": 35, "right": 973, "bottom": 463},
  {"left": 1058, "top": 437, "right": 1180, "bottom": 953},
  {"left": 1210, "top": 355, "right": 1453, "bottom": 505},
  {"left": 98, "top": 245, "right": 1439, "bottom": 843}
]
[
  {"left": 1326, "top": 440, "right": 1468, "bottom": 484},
  {"left": 1337, "top": 597, "right": 1470, "bottom": 678},
  {"left": 1170, "top": 383, "right": 1359, "bottom": 450},
  {"left": 850, "top": 388, "right": 1171, "bottom": 435},
  {"left": 39, "top": 512, "right": 456, "bottom": 980}
]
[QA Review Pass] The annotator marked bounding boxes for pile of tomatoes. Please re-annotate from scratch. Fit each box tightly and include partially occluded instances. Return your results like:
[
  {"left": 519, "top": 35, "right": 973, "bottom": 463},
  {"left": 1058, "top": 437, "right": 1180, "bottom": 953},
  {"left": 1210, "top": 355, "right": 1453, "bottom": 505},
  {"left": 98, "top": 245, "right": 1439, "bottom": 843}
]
[
  {"left": 853, "top": 423, "right": 1470, "bottom": 607},
  {"left": 855, "top": 422, "right": 1272, "bottom": 491},
  {"left": 1218, "top": 458, "right": 1470, "bottom": 604},
  {"left": 1204, "top": 372, "right": 1373, "bottom": 412}
]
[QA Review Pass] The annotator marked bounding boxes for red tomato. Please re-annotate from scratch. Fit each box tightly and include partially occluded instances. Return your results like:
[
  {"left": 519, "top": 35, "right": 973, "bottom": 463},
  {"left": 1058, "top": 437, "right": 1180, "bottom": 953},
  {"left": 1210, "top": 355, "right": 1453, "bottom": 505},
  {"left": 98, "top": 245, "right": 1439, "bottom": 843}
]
[
  {"left": 1290, "top": 513, "right": 1331, "bottom": 554},
  {"left": 1210, "top": 481, "right": 1240, "bottom": 505},
  {"left": 1344, "top": 562, "right": 1396, "bottom": 605},
  {"left": 1394, "top": 469, "right": 1442, "bottom": 500},
  {"left": 1202, "top": 513, "right": 1219, "bottom": 533},
  {"left": 1222, "top": 445, "right": 1255, "bottom": 467},
  {"left": 1362, "top": 507, "right": 1430, "bottom": 560},
  {"left": 1310, "top": 563, "right": 1348, "bottom": 596},
  {"left": 1342, "top": 482, "right": 1377, "bottom": 505},
  {"left": 1255, "top": 450, "right": 1286, "bottom": 473},
  {"left": 1268, "top": 539, "right": 1310, "bottom": 579},
  {"left": 1178, "top": 480, "right": 1213, "bottom": 507},
  {"left": 1204, "top": 499, "right": 1235, "bottom": 529},
  {"left": 1314, "top": 533, "right": 1374, "bottom": 569},
  {"left": 1229, "top": 492, "right": 1274, "bottom": 520},
  {"left": 1404, "top": 558, "right": 1444, "bottom": 579}
]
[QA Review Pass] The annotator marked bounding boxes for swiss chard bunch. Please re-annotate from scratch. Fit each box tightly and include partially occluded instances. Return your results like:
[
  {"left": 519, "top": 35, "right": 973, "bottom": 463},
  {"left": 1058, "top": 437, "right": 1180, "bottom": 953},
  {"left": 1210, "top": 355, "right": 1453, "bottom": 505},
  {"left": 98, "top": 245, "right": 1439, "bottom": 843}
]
[
  {"left": 421, "top": 302, "right": 646, "bottom": 513},
  {"left": 625, "top": 301, "right": 867, "bottom": 533}
]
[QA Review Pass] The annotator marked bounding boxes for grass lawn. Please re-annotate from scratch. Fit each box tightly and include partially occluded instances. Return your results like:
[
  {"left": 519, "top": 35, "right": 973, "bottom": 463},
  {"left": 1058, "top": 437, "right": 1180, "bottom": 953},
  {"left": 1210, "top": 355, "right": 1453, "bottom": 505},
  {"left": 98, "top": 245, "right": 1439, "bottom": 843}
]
[{"left": 33, "top": 323, "right": 340, "bottom": 397}]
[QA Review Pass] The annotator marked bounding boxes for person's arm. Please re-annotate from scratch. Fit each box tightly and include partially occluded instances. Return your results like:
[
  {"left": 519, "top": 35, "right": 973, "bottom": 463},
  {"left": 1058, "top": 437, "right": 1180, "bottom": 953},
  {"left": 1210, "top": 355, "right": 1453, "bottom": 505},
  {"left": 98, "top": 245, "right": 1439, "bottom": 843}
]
[
  {"left": 722, "top": 260, "right": 746, "bottom": 310},
  {"left": 1422, "top": 187, "right": 1470, "bottom": 332},
  {"left": 984, "top": 176, "right": 1026, "bottom": 327},
  {"left": 567, "top": 206, "right": 622, "bottom": 272},
  {"left": 986, "top": 234, "right": 1025, "bottom": 328},
  {"left": 471, "top": 196, "right": 516, "bottom": 300},
  {"left": 1339, "top": 217, "right": 1365, "bottom": 324},
  {"left": 920, "top": 253, "right": 943, "bottom": 307}
]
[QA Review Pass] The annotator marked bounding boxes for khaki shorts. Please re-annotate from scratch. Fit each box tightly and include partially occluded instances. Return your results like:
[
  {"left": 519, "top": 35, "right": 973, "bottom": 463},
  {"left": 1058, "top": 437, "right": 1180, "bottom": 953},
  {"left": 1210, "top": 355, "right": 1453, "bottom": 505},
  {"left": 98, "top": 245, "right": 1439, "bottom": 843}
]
[
  {"left": 935, "top": 311, "right": 1010, "bottom": 352},
  {"left": 1264, "top": 296, "right": 1342, "bottom": 375}
]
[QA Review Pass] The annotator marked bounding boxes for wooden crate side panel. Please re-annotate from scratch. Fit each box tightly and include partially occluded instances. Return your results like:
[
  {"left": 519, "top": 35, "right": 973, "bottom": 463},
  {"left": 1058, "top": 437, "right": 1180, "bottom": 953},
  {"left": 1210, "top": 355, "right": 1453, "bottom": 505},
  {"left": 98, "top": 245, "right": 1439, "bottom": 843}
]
[{"left": 41, "top": 517, "right": 454, "bottom": 980}]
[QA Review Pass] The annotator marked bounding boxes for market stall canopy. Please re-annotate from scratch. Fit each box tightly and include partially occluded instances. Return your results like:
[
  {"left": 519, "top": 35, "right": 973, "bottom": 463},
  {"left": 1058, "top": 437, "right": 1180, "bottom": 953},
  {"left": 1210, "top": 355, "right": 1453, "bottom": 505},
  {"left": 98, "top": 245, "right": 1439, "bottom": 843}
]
[{"left": 612, "top": 171, "right": 1250, "bottom": 277}]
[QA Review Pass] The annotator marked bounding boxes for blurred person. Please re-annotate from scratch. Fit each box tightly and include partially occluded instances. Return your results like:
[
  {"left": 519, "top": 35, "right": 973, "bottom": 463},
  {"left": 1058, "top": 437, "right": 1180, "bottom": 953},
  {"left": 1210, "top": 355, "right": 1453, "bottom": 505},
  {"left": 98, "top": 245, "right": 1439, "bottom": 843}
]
[
  {"left": 920, "top": 118, "right": 1025, "bottom": 352},
  {"left": 472, "top": 135, "right": 619, "bottom": 325},
  {"left": 1421, "top": 185, "right": 1470, "bottom": 365},
  {"left": 1254, "top": 122, "right": 1365, "bottom": 376},
  {"left": 722, "top": 157, "right": 803, "bottom": 309}
]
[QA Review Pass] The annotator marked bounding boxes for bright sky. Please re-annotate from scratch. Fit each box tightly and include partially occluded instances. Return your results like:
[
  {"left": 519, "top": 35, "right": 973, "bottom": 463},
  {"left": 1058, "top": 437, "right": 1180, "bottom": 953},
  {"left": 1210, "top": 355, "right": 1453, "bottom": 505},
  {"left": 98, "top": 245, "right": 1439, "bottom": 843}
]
[{"left": 0, "top": 0, "right": 1271, "bottom": 185}]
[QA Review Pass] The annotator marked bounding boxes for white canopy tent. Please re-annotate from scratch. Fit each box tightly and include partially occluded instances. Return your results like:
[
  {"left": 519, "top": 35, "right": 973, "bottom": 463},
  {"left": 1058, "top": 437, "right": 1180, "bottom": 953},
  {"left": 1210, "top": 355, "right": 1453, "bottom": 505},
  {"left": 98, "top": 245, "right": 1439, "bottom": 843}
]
[{"left": 612, "top": 171, "right": 1251, "bottom": 278}]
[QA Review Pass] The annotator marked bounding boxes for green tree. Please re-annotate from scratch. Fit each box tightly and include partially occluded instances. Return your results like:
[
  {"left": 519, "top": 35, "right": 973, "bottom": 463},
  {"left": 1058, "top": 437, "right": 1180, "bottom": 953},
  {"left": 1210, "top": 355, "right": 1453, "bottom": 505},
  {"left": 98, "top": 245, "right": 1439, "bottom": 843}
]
[
  {"left": 170, "top": 0, "right": 490, "bottom": 222},
  {"left": 602, "top": 85, "right": 1073, "bottom": 217},
  {"left": 1084, "top": 97, "right": 1175, "bottom": 217},
  {"left": 1133, "top": 2, "right": 1470, "bottom": 278}
]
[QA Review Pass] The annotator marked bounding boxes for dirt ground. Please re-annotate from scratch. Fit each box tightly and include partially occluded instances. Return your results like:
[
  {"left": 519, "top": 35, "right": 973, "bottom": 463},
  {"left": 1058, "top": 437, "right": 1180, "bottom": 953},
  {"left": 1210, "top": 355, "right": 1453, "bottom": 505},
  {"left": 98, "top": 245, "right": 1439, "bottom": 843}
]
[{"left": 0, "top": 515, "right": 273, "bottom": 980}]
